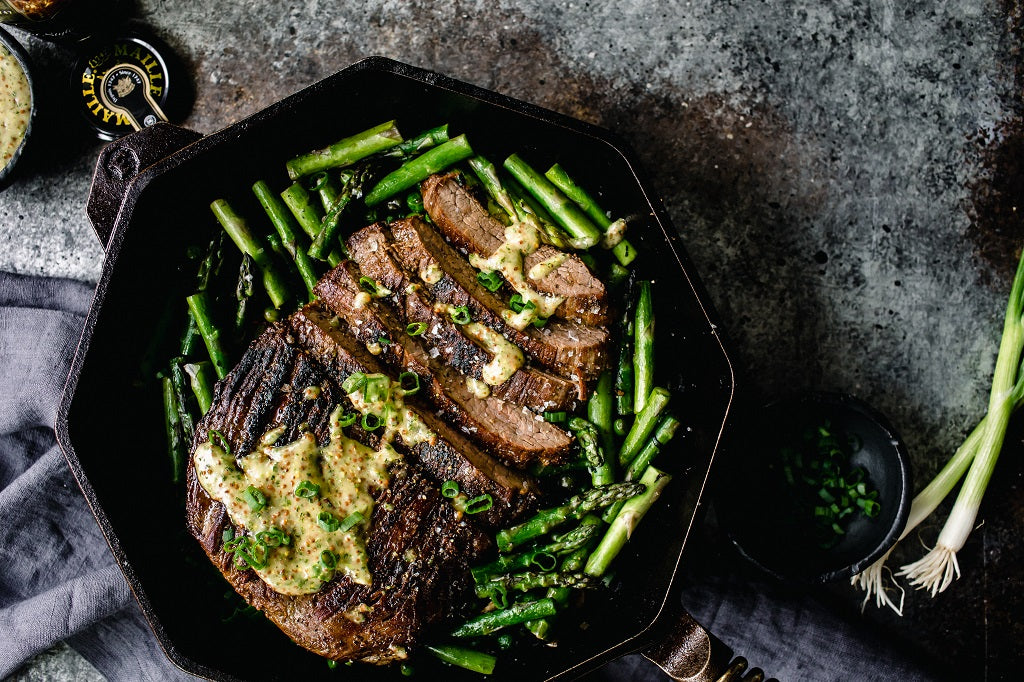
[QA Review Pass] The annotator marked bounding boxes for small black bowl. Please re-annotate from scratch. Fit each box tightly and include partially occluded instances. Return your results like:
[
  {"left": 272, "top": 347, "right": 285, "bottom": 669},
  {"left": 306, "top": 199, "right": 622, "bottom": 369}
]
[
  {"left": 717, "top": 392, "right": 911, "bottom": 583},
  {"left": 0, "top": 26, "right": 35, "bottom": 192}
]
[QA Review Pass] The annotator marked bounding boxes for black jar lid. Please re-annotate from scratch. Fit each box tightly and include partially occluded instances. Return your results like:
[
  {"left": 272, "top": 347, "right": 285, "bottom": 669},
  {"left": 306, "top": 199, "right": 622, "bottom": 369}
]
[{"left": 71, "top": 27, "right": 190, "bottom": 140}]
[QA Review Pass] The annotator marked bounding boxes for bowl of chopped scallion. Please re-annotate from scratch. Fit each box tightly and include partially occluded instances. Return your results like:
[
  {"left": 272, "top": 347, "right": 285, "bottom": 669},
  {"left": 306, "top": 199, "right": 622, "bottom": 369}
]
[{"left": 718, "top": 392, "right": 911, "bottom": 584}]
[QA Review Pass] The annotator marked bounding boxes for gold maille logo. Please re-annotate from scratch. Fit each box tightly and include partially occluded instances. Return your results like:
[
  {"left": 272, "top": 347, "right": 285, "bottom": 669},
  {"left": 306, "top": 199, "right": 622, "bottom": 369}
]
[{"left": 81, "top": 42, "right": 165, "bottom": 127}]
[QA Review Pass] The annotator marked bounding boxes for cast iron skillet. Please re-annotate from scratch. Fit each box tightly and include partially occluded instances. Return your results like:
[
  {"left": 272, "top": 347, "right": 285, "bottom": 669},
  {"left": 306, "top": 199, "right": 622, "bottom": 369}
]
[{"left": 56, "top": 56, "right": 751, "bottom": 681}]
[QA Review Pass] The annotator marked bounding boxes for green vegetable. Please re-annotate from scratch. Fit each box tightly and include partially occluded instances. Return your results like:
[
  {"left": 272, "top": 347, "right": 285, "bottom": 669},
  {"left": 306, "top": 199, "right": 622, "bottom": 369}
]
[
  {"left": 633, "top": 280, "right": 655, "bottom": 413},
  {"left": 252, "top": 180, "right": 320, "bottom": 299},
  {"left": 452, "top": 598, "right": 557, "bottom": 638},
  {"left": 588, "top": 372, "right": 617, "bottom": 486},
  {"left": 544, "top": 163, "right": 636, "bottom": 265},
  {"left": 285, "top": 120, "right": 403, "bottom": 179},
  {"left": 210, "top": 199, "right": 292, "bottom": 309},
  {"left": 364, "top": 135, "right": 474, "bottom": 206},
  {"left": 161, "top": 376, "right": 185, "bottom": 484},
  {"left": 186, "top": 292, "right": 230, "bottom": 380},
  {"left": 183, "top": 361, "right": 215, "bottom": 415},
  {"left": 294, "top": 480, "right": 320, "bottom": 499},
  {"left": 503, "top": 154, "right": 602, "bottom": 249},
  {"left": 618, "top": 387, "right": 671, "bottom": 466},
  {"left": 310, "top": 167, "right": 371, "bottom": 261},
  {"left": 425, "top": 645, "right": 496, "bottom": 675},
  {"left": 280, "top": 183, "right": 343, "bottom": 267},
  {"left": 338, "top": 511, "right": 365, "bottom": 532},
  {"left": 585, "top": 466, "right": 671, "bottom": 577}
]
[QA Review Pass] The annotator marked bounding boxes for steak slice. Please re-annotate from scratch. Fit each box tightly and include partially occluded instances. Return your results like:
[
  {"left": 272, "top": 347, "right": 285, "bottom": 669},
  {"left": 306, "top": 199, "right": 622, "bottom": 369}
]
[
  {"left": 315, "top": 258, "right": 577, "bottom": 412},
  {"left": 187, "top": 324, "right": 537, "bottom": 662},
  {"left": 384, "top": 218, "right": 609, "bottom": 384},
  {"left": 292, "top": 304, "right": 574, "bottom": 468},
  {"left": 421, "top": 172, "right": 609, "bottom": 326}
]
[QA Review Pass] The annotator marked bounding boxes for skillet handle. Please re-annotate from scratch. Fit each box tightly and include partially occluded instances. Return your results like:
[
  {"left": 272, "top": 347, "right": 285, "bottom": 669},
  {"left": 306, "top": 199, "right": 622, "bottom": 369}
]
[
  {"left": 87, "top": 122, "right": 203, "bottom": 249},
  {"left": 642, "top": 607, "right": 776, "bottom": 682}
]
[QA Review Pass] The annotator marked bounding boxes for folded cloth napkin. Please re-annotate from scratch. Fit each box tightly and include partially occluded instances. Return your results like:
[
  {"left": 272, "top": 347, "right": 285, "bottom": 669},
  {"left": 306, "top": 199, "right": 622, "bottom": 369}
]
[{"left": 0, "top": 271, "right": 938, "bottom": 682}]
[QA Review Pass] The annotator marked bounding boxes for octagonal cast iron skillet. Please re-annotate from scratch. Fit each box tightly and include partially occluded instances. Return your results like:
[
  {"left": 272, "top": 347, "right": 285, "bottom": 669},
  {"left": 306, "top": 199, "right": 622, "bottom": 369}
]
[{"left": 57, "top": 56, "right": 764, "bottom": 682}]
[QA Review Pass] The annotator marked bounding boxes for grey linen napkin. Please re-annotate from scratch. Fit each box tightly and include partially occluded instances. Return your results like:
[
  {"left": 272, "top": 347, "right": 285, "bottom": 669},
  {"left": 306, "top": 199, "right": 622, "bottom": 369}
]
[{"left": 0, "top": 271, "right": 937, "bottom": 682}]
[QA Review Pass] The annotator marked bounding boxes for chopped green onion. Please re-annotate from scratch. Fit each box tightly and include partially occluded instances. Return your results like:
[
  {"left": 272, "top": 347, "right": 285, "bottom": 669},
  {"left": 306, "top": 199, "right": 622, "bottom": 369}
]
[
  {"left": 531, "top": 316, "right": 548, "bottom": 328},
  {"left": 378, "top": 336, "right": 391, "bottom": 345},
  {"left": 399, "top": 371, "right": 421, "bottom": 395},
  {"left": 406, "top": 321, "right": 427, "bottom": 336},
  {"left": 441, "top": 480, "right": 460, "bottom": 498},
  {"left": 543, "top": 411, "right": 566, "bottom": 423},
  {"left": 338, "top": 411, "right": 359, "bottom": 427},
  {"left": 256, "top": 528, "right": 290, "bottom": 546},
  {"left": 306, "top": 171, "right": 329, "bottom": 192},
  {"left": 465, "top": 494, "right": 494, "bottom": 515},
  {"left": 449, "top": 305, "right": 471, "bottom": 325},
  {"left": 342, "top": 371, "right": 367, "bottom": 394},
  {"left": 318, "top": 511, "right": 341, "bottom": 532},
  {"left": 295, "top": 480, "right": 320, "bottom": 499},
  {"left": 241, "top": 485, "right": 266, "bottom": 512},
  {"left": 339, "top": 511, "right": 365, "bottom": 531},
  {"left": 613, "top": 418, "right": 628, "bottom": 436},
  {"left": 222, "top": 527, "right": 235, "bottom": 544},
  {"left": 362, "top": 412, "right": 384, "bottom": 431},
  {"left": 508, "top": 294, "right": 537, "bottom": 314},
  {"left": 320, "top": 549, "right": 338, "bottom": 570},
  {"left": 209, "top": 429, "right": 231, "bottom": 455},
  {"left": 359, "top": 276, "right": 381, "bottom": 295},
  {"left": 364, "top": 375, "right": 390, "bottom": 403},
  {"left": 327, "top": 660, "right": 338, "bottom": 670},
  {"left": 476, "top": 270, "right": 504, "bottom": 292},
  {"left": 406, "top": 192, "right": 425, "bottom": 213}
]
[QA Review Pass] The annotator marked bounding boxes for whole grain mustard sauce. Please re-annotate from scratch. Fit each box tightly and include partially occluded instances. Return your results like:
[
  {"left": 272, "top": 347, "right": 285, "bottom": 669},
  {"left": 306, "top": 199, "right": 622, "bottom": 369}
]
[
  {"left": 0, "top": 43, "right": 30, "bottom": 171},
  {"left": 194, "top": 378, "right": 434, "bottom": 596}
]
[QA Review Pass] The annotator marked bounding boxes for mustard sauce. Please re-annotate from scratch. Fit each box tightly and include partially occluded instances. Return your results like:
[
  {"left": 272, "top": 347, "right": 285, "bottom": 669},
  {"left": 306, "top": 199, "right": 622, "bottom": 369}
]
[
  {"left": 0, "top": 44, "right": 31, "bottom": 171},
  {"left": 193, "top": 405, "right": 400, "bottom": 595}
]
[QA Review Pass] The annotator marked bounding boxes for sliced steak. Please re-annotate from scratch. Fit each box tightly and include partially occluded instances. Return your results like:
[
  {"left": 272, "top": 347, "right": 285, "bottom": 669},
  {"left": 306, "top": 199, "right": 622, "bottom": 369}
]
[
  {"left": 315, "top": 258, "right": 577, "bottom": 412},
  {"left": 384, "top": 218, "right": 609, "bottom": 384},
  {"left": 187, "top": 324, "right": 533, "bottom": 662},
  {"left": 421, "top": 172, "right": 609, "bottom": 326},
  {"left": 293, "top": 304, "right": 573, "bottom": 468}
]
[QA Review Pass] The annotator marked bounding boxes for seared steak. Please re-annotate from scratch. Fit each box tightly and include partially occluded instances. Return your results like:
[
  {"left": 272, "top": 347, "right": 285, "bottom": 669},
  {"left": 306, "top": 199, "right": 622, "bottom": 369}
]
[
  {"left": 293, "top": 304, "right": 574, "bottom": 468},
  {"left": 421, "top": 173, "right": 610, "bottom": 326},
  {"left": 380, "top": 218, "right": 609, "bottom": 384},
  {"left": 187, "top": 324, "right": 537, "bottom": 662},
  {"left": 314, "top": 258, "right": 578, "bottom": 413}
]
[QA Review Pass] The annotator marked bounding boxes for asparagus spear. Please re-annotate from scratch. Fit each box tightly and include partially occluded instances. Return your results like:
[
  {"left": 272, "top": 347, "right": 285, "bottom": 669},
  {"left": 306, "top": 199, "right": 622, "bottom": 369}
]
[
  {"left": 285, "top": 120, "right": 403, "bottom": 180},
  {"left": 503, "top": 154, "right": 602, "bottom": 249},
  {"left": 504, "top": 173, "right": 571, "bottom": 248},
  {"left": 545, "top": 163, "right": 637, "bottom": 265},
  {"left": 184, "top": 361, "right": 215, "bottom": 415},
  {"left": 280, "top": 183, "right": 343, "bottom": 267},
  {"left": 633, "top": 280, "right": 655, "bottom": 412},
  {"left": 496, "top": 482, "right": 645, "bottom": 552},
  {"left": 625, "top": 415, "right": 681, "bottom": 481},
  {"left": 252, "top": 180, "right": 320, "bottom": 299},
  {"left": 619, "top": 387, "right": 671, "bottom": 466},
  {"left": 161, "top": 376, "right": 186, "bottom": 484},
  {"left": 476, "top": 571, "right": 599, "bottom": 599},
  {"left": 568, "top": 417, "right": 606, "bottom": 485},
  {"left": 615, "top": 278, "right": 637, "bottom": 416},
  {"left": 364, "top": 134, "right": 475, "bottom": 206},
  {"left": 587, "top": 372, "right": 617, "bottom": 486},
  {"left": 452, "top": 598, "right": 557, "bottom": 638},
  {"left": 186, "top": 291, "right": 230, "bottom": 379},
  {"left": 425, "top": 645, "right": 496, "bottom": 675},
  {"left": 585, "top": 466, "right": 672, "bottom": 578},
  {"left": 234, "top": 254, "right": 255, "bottom": 333},
  {"left": 379, "top": 124, "right": 449, "bottom": 159},
  {"left": 473, "top": 522, "right": 601, "bottom": 582},
  {"left": 210, "top": 199, "right": 291, "bottom": 309},
  {"left": 310, "top": 167, "right": 372, "bottom": 260}
]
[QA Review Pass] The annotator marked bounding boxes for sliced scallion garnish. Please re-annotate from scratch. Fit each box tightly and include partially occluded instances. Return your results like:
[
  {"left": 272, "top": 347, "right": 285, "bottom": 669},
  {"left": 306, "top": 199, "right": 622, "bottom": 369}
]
[
  {"left": 364, "top": 375, "right": 390, "bottom": 403},
  {"left": 399, "top": 371, "right": 420, "bottom": 395},
  {"left": 543, "top": 411, "right": 566, "bottom": 423},
  {"left": 209, "top": 429, "right": 231, "bottom": 455},
  {"left": 338, "top": 411, "right": 359, "bottom": 428},
  {"left": 406, "top": 321, "right": 427, "bottom": 336},
  {"left": 294, "top": 480, "right": 321, "bottom": 499},
  {"left": 339, "top": 511, "right": 365, "bottom": 532},
  {"left": 449, "top": 305, "right": 471, "bottom": 325},
  {"left": 342, "top": 371, "right": 367, "bottom": 394},
  {"left": 361, "top": 412, "right": 384, "bottom": 431},
  {"left": 241, "top": 485, "right": 266, "bottom": 512},
  {"left": 476, "top": 270, "right": 503, "bottom": 292},
  {"left": 441, "top": 480, "right": 460, "bottom": 498},
  {"left": 256, "top": 528, "right": 290, "bottom": 547},
  {"left": 318, "top": 511, "right": 341, "bottom": 532},
  {"left": 464, "top": 494, "right": 494, "bottom": 515},
  {"left": 359, "top": 276, "right": 380, "bottom": 295},
  {"left": 320, "top": 549, "right": 338, "bottom": 570}
]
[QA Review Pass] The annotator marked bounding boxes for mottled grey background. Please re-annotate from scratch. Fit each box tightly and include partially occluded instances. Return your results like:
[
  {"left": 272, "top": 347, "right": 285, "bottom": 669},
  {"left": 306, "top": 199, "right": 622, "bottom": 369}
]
[{"left": 2, "top": 0, "right": 1022, "bottom": 679}]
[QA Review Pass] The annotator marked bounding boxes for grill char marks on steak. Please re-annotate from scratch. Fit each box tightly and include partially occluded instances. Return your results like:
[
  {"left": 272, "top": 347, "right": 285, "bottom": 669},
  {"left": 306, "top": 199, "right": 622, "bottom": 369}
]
[
  {"left": 186, "top": 324, "right": 536, "bottom": 662},
  {"left": 315, "top": 256, "right": 577, "bottom": 413},
  {"left": 294, "top": 299, "right": 573, "bottom": 468},
  {"left": 421, "top": 172, "right": 609, "bottom": 326},
  {"left": 385, "top": 218, "right": 609, "bottom": 385}
]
